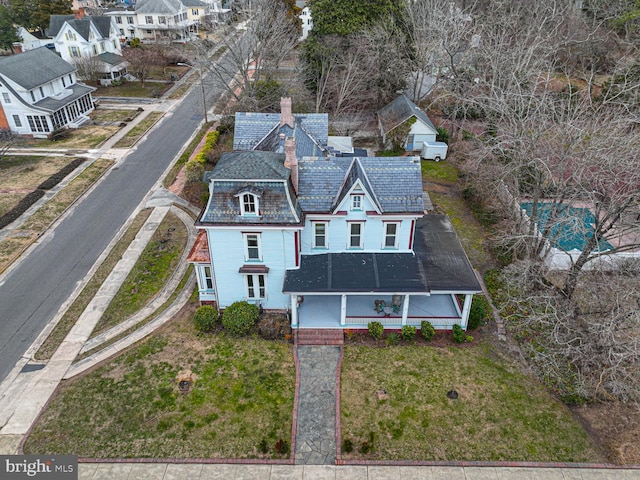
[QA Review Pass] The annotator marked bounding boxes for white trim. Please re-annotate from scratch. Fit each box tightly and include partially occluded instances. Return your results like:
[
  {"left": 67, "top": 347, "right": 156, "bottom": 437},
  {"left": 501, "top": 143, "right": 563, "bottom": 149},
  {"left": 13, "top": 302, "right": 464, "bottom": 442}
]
[
  {"left": 383, "top": 221, "right": 400, "bottom": 249},
  {"left": 245, "top": 273, "right": 267, "bottom": 300},
  {"left": 240, "top": 192, "right": 259, "bottom": 216},
  {"left": 348, "top": 221, "right": 364, "bottom": 249},
  {"left": 312, "top": 221, "right": 328, "bottom": 249},
  {"left": 243, "top": 232, "right": 262, "bottom": 261}
]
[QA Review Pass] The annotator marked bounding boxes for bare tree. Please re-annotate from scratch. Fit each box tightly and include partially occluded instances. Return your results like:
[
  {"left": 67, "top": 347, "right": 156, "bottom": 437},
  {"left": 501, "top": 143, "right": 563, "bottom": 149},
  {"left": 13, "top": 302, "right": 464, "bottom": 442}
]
[
  {"left": 72, "top": 56, "right": 105, "bottom": 86},
  {"left": 195, "top": 0, "right": 299, "bottom": 111},
  {"left": 497, "top": 260, "right": 640, "bottom": 402},
  {"left": 123, "top": 46, "right": 162, "bottom": 87}
]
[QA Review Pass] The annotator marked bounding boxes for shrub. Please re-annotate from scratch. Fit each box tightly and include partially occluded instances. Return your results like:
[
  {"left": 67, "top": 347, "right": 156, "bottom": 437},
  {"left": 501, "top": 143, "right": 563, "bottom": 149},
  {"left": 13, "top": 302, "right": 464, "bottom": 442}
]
[
  {"left": 421, "top": 320, "right": 435, "bottom": 341},
  {"left": 436, "top": 126, "right": 449, "bottom": 143},
  {"left": 468, "top": 295, "right": 492, "bottom": 330},
  {"left": 385, "top": 332, "right": 400, "bottom": 346},
  {"left": 342, "top": 439, "right": 354, "bottom": 453},
  {"left": 130, "top": 37, "right": 141, "bottom": 48},
  {"left": 452, "top": 324, "right": 465, "bottom": 343},
  {"left": 184, "top": 160, "right": 205, "bottom": 183},
  {"left": 368, "top": 321, "right": 384, "bottom": 340},
  {"left": 401, "top": 325, "right": 417, "bottom": 341},
  {"left": 222, "top": 301, "right": 259, "bottom": 336},
  {"left": 193, "top": 305, "right": 218, "bottom": 333}
]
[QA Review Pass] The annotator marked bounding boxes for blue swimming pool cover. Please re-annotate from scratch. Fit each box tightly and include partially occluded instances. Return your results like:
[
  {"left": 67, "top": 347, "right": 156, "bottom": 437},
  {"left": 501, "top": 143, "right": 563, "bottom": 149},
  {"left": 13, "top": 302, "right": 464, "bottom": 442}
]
[{"left": 521, "top": 202, "right": 613, "bottom": 252}]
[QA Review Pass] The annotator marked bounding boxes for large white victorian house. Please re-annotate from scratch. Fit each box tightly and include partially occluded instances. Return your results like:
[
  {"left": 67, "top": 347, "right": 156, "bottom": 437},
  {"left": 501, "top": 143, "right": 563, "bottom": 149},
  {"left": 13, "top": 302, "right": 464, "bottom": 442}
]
[
  {"left": 0, "top": 47, "right": 95, "bottom": 137},
  {"left": 48, "top": 14, "right": 128, "bottom": 86},
  {"left": 188, "top": 99, "right": 481, "bottom": 330}
]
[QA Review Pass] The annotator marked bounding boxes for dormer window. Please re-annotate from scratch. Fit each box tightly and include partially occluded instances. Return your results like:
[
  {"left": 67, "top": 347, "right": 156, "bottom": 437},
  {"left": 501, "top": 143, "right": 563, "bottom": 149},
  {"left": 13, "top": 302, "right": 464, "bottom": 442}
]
[
  {"left": 241, "top": 193, "right": 259, "bottom": 216},
  {"left": 351, "top": 194, "right": 363, "bottom": 211}
]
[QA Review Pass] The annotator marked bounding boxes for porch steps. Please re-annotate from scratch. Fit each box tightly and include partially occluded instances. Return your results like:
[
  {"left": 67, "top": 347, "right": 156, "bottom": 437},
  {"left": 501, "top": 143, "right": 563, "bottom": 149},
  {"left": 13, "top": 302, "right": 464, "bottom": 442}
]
[{"left": 295, "top": 329, "right": 344, "bottom": 346}]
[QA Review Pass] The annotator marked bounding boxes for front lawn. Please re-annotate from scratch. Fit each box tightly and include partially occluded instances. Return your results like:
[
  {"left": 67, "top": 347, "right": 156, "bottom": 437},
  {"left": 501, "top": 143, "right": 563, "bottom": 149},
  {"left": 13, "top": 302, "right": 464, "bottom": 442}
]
[
  {"left": 340, "top": 343, "right": 603, "bottom": 462},
  {"left": 24, "top": 303, "right": 295, "bottom": 459}
]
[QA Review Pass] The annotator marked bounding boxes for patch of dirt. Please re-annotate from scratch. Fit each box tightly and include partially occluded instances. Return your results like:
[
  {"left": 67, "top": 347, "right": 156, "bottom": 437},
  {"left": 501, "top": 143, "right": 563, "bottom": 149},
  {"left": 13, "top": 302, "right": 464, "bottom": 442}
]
[{"left": 572, "top": 402, "right": 640, "bottom": 465}]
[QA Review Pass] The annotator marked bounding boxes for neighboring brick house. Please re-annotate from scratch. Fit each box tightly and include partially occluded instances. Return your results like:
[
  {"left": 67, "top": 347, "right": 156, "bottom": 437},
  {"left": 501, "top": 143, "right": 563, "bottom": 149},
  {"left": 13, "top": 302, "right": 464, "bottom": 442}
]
[
  {"left": 0, "top": 47, "right": 95, "bottom": 137},
  {"left": 187, "top": 98, "right": 481, "bottom": 330}
]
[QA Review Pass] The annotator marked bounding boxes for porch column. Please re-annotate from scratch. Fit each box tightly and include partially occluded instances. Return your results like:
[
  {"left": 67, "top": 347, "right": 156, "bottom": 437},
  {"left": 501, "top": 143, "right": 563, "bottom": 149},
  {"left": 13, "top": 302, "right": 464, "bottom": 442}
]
[
  {"left": 401, "top": 295, "right": 410, "bottom": 325},
  {"left": 291, "top": 294, "right": 298, "bottom": 327},
  {"left": 340, "top": 294, "right": 347, "bottom": 326},
  {"left": 460, "top": 294, "right": 473, "bottom": 329}
]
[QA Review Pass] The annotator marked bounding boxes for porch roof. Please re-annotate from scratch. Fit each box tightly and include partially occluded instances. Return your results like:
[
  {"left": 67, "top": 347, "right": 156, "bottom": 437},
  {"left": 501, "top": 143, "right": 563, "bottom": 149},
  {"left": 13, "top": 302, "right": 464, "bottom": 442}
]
[
  {"left": 186, "top": 230, "right": 210, "bottom": 263},
  {"left": 283, "top": 252, "right": 429, "bottom": 293},
  {"left": 283, "top": 214, "right": 482, "bottom": 294}
]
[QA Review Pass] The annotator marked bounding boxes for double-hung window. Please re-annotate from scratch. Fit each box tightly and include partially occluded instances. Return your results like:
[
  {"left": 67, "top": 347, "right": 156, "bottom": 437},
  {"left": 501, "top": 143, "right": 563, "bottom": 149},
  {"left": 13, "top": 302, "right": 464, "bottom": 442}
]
[
  {"left": 244, "top": 233, "right": 261, "bottom": 261},
  {"left": 384, "top": 222, "right": 400, "bottom": 249},
  {"left": 2, "top": 93, "right": 10, "bottom": 103},
  {"left": 198, "top": 265, "right": 213, "bottom": 291},
  {"left": 313, "top": 222, "right": 328, "bottom": 248},
  {"left": 349, "top": 222, "right": 364, "bottom": 249},
  {"left": 246, "top": 274, "right": 266, "bottom": 299}
]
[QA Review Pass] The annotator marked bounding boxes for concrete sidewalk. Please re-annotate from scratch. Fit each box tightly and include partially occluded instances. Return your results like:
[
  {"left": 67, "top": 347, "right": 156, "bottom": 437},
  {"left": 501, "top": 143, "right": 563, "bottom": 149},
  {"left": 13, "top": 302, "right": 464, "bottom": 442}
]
[{"left": 77, "top": 463, "right": 640, "bottom": 479}]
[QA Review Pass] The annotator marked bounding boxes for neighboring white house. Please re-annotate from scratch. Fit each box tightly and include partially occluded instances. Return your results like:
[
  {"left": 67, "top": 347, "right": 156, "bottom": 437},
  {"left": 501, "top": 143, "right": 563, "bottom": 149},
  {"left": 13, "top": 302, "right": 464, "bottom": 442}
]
[
  {"left": 296, "top": 0, "right": 312, "bottom": 41},
  {"left": 13, "top": 27, "right": 55, "bottom": 52},
  {"left": 105, "top": 8, "right": 139, "bottom": 42},
  {"left": 133, "top": 0, "right": 200, "bottom": 42},
  {"left": 0, "top": 47, "right": 95, "bottom": 137},
  {"left": 187, "top": 98, "right": 481, "bottom": 330},
  {"left": 48, "top": 14, "right": 128, "bottom": 85},
  {"left": 377, "top": 94, "right": 440, "bottom": 152}
]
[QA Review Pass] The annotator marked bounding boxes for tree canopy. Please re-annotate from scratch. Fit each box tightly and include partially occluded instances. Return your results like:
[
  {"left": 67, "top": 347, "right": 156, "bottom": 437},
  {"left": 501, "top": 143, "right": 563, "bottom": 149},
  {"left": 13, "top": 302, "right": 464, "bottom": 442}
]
[{"left": 307, "top": 0, "right": 402, "bottom": 37}]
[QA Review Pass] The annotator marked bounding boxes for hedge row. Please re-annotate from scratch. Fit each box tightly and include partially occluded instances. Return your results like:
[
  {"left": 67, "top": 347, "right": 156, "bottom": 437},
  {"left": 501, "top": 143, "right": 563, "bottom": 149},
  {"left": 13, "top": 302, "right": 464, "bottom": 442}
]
[
  {"left": 37, "top": 157, "right": 86, "bottom": 190},
  {"left": 185, "top": 130, "right": 220, "bottom": 182},
  {"left": 0, "top": 157, "right": 86, "bottom": 229},
  {"left": 0, "top": 189, "right": 46, "bottom": 229}
]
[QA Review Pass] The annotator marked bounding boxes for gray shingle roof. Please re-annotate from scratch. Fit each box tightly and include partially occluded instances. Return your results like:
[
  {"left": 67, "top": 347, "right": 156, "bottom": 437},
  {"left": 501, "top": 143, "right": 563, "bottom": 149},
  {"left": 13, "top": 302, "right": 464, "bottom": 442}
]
[
  {"left": 135, "top": 0, "right": 183, "bottom": 14},
  {"left": 297, "top": 156, "right": 424, "bottom": 214},
  {"left": 97, "top": 52, "right": 126, "bottom": 66},
  {"left": 234, "top": 112, "right": 328, "bottom": 155},
  {"left": 34, "top": 83, "right": 95, "bottom": 112},
  {"left": 0, "top": 47, "right": 75, "bottom": 90},
  {"left": 181, "top": 0, "right": 207, "bottom": 7},
  {"left": 205, "top": 151, "right": 290, "bottom": 180},
  {"left": 377, "top": 94, "right": 437, "bottom": 135},
  {"left": 48, "top": 15, "right": 112, "bottom": 40},
  {"left": 199, "top": 151, "right": 301, "bottom": 225}
]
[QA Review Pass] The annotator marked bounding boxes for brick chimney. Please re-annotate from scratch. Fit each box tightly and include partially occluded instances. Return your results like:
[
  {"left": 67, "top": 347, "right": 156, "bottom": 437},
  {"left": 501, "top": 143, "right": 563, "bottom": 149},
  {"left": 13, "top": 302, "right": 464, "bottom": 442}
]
[
  {"left": 280, "top": 97, "right": 294, "bottom": 128},
  {"left": 284, "top": 137, "right": 298, "bottom": 193}
]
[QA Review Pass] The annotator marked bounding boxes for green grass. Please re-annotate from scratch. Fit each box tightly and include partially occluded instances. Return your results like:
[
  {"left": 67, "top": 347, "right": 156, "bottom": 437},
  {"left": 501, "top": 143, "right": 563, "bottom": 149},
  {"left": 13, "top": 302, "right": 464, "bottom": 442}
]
[
  {"left": 91, "top": 211, "right": 188, "bottom": 338},
  {"left": 421, "top": 160, "right": 459, "bottom": 183},
  {"left": 340, "top": 344, "right": 603, "bottom": 462},
  {"left": 90, "top": 109, "right": 141, "bottom": 124},
  {"left": 113, "top": 112, "right": 164, "bottom": 148},
  {"left": 33, "top": 209, "right": 153, "bottom": 361},
  {"left": 94, "top": 81, "right": 171, "bottom": 98},
  {"left": 24, "top": 308, "right": 295, "bottom": 459},
  {"left": 0, "top": 159, "right": 113, "bottom": 276},
  {"left": 162, "top": 124, "right": 212, "bottom": 188}
]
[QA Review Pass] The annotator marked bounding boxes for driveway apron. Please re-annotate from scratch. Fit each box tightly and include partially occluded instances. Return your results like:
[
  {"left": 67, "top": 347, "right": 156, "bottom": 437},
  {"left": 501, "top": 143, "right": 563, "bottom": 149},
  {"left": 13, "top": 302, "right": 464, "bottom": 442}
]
[{"left": 294, "top": 345, "right": 340, "bottom": 465}]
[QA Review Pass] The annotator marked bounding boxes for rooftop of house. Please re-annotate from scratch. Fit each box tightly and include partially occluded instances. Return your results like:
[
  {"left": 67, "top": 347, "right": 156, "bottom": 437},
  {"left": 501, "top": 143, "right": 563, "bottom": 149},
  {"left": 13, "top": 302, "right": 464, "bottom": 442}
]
[
  {"left": 297, "top": 156, "right": 425, "bottom": 214},
  {"left": 199, "top": 151, "right": 302, "bottom": 225},
  {"left": 48, "top": 15, "right": 114, "bottom": 40},
  {"left": 135, "top": 0, "right": 185, "bottom": 14},
  {"left": 97, "top": 52, "right": 126, "bottom": 66},
  {"left": 0, "top": 47, "right": 76, "bottom": 90},
  {"left": 377, "top": 94, "right": 437, "bottom": 135},
  {"left": 233, "top": 98, "right": 328, "bottom": 156}
]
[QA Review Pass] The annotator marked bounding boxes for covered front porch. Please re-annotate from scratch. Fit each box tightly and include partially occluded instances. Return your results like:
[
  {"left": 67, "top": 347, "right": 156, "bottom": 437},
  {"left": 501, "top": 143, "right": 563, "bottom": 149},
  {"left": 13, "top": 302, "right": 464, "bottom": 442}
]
[{"left": 290, "top": 293, "right": 472, "bottom": 330}]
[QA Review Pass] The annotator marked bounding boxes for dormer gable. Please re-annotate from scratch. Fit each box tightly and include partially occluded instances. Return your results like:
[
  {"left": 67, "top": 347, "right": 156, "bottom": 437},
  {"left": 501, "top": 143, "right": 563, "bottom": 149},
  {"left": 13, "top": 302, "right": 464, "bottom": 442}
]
[{"left": 332, "top": 158, "right": 382, "bottom": 214}]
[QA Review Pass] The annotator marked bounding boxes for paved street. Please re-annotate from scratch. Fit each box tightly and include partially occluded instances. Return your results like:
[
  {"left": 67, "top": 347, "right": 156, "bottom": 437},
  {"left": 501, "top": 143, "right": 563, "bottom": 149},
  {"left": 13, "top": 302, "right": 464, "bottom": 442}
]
[{"left": 0, "top": 53, "right": 232, "bottom": 384}]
